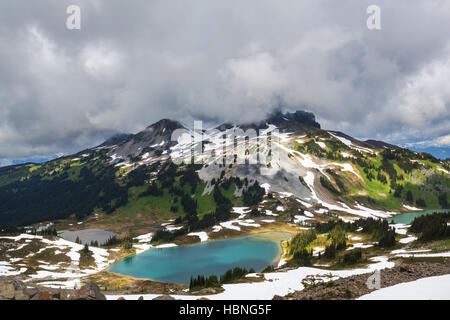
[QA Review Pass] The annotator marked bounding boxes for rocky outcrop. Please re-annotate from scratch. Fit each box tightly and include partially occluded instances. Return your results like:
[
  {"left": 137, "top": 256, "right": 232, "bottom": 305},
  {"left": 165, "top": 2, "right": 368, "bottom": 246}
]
[
  {"left": 0, "top": 278, "right": 46, "bottom": 300},
  {"left": 152, "top": 295, "right": 175, "bottom": 300},
  {"left": 0, "top": 277, "right": 105, "bottom": 300},
  {"left": 219, "top": 110, "right": 321, "bottom": 132},
  {"left": 69, "top": 282, "right": 106, "bottom": 300}
]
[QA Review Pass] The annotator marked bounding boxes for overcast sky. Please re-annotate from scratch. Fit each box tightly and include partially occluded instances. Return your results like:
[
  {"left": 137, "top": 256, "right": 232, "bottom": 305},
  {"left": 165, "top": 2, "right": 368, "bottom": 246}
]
[{"left": 0, "top": 0, "right": 449, "bottom": 165}]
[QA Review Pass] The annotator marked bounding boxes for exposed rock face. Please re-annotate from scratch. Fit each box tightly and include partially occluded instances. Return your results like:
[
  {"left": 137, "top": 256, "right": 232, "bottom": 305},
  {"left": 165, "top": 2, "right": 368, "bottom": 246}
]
[
  {"left": 264, "top": 110, "right": 321, "bottom": 130},
  {"left": 219, "top": 110, "right": 321, "bottom": 132},
  {"left": 107, "top": 118, "right": 185, "bottom": 159},
  {"left": 0, "top": 277, "right": 105, "bottom": 300}
]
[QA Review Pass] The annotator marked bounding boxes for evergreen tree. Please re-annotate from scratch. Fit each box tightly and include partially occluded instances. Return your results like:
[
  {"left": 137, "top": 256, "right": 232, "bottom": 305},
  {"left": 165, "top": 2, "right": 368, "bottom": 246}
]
[
  {"left": 406, "top": 190, "right": 414, "bottom": 203},
  {"left": 82, "top": 243, "right": 90, "bottom": 253}
]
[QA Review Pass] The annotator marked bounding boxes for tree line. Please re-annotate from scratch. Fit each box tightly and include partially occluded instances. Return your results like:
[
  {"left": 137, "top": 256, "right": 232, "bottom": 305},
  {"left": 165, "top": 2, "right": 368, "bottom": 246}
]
[
  {"left": 409, "top": 212, "right": 450, "bottom": 242},
  {"left": 189, "top": 267, "right": 255, "bottom": 291}
]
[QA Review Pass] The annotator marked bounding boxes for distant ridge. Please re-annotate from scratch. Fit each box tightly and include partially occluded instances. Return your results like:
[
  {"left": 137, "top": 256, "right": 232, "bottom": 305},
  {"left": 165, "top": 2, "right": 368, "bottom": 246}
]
[{"left": 364, "top": 139, "right": 400, "bottom": 150}]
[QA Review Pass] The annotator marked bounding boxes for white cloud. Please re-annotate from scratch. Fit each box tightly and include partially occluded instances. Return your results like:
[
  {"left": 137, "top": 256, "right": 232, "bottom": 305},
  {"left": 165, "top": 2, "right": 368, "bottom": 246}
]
[
  {"left": 81, "top": 43, "right": 123, "bottom": 77},
  {"left": 409, "top": 134, "right": 450, "bottom": 148},
  {"left": 383, "top": 54, "right": 450, "bottom": 128},
  {"left": 0, "top": 0, "right": 450, "bottom": 161},
  {"left": 220, "top": 52, "right": 286, "bottom": 102}
]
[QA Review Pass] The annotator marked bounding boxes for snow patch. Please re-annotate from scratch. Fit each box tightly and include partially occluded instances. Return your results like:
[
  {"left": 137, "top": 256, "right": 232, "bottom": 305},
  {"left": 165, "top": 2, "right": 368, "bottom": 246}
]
[
  {"left": 187, "top": 232, "right": 209, "bottom": 242},
  {"left": 296, "top": 199, "right": 313, "bottom": 208},
  {"left": 265, "top": 210, "right": 279, "bottom": 217},
  {"left": 402, "top": 204, "right": 421, "bottom": 211},
  {"left": 135, "top": 233, "right": 153, "bottom": 243},
  {"left": 399, "top": 236, "right": 417, "bottom": 244}
]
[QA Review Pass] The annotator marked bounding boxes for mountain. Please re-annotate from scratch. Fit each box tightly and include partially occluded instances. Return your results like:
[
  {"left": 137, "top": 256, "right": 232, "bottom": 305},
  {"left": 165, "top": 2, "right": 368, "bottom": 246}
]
[
  {"left": 97, "top": 133, "right": 134, "bottom": 148},
  {"left": 262, "top": 110, "right": 320, "bottom": 129},
  {"left": 217, "top": 110, "right": 320, "bottom": 132},
  {"left": 0, "top": 110, "right": 448, "bottom": 227},
  {"left": 105, "top": 119, "right": 184, "bottom": 161}
]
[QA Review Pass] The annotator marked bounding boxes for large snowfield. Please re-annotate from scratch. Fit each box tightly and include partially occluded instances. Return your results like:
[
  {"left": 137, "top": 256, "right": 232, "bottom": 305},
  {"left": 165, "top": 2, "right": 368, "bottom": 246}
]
[{"left": 358, "top": 274, "right": 450, "bottom": 300}]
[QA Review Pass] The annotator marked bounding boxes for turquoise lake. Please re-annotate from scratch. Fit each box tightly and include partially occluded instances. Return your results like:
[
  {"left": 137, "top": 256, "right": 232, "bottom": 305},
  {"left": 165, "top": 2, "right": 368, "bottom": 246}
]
[
  {"left": 109, "top": 231, "right": 293, "bottom": 285},
  {"left": 388, "top": 209, "right": 450, "bottom": 224}
]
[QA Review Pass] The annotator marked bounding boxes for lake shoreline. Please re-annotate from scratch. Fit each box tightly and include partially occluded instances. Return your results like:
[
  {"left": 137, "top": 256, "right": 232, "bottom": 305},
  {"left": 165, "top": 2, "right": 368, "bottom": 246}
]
[
  {"left": 104, "top": 231, "right": 295, "bottom": 285},
  {"left": 389, "top": 209, "right": 450, "bottom": 224}
]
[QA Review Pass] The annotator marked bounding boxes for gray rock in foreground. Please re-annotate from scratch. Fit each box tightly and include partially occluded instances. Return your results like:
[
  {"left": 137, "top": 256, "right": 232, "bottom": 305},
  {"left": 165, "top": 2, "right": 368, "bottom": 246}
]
[
  {"left": 0, "top": 277, "right": 105, "bottom": 300},
  {"left": 69, "top": 282, "right": 106, "bottom": 300}
]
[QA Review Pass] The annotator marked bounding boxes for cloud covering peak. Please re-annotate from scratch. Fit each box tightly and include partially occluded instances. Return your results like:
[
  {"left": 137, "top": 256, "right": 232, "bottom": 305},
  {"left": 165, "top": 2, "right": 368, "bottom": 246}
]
[{"left": 0, "top": 0, "right": 449, "bottom": 162}]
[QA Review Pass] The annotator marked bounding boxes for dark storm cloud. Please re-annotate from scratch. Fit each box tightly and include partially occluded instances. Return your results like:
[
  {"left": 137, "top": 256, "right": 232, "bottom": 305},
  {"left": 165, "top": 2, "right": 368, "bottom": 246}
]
[{"left": 0, "top": 0, "right": 449, "bottom": 163}]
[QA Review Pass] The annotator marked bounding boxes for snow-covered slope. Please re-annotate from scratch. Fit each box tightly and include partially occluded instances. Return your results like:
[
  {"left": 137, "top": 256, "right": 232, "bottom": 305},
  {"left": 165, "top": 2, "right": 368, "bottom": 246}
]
[
  {"left": 358, "top": 274, "right": 450, "bottom": 300},
  {"left": 87, "top": 110, "right": 448, "bottom": 221}
]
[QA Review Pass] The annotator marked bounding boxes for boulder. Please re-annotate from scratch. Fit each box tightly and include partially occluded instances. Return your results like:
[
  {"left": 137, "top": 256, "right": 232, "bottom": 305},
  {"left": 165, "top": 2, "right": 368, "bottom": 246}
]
[
  {"left": 32, "top": 291, "right": 52, "bottom": 300},
  {"left": 152, "top": 295, "right": 175, "bottom": 300},
  {"left": 399, "top": 265, "right": 412, "bottom": 273},
  {"left": 13, "top": 288, "right": 33, "bottom": 300},
  {"left": 198, "top": 287, "right": 220, "bottom": 295},
  {"left": 70, "top": 283, "right": 106, "bottom": 300},
  {"left": 0, "top": 278, "right": 18, "bottom": 299},
  {"left": 0, "top": 277, "right": 29, "bottom": 300},
  {"left": 0, "top": 277, "right": 107, "bottom": 300}
]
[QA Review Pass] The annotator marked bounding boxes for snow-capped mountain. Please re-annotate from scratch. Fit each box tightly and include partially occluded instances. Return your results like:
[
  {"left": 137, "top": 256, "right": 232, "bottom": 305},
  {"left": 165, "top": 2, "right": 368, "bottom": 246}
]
[{"left": 0, "top": 110, "right": 448, "bottom": 226}]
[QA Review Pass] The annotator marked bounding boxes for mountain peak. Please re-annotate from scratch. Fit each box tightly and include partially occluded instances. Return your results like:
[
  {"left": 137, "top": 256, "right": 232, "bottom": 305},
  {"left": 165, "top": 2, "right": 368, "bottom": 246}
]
[
  {"left": 102, "top": 118, "right": 185, "bottom": 159},
  {"left": 138, "top": 118, "right": 185, "bottom": 142},
  {"left": 234, "top": 110, "right": 320, "bottom": 131},
  {"left": 216, "top": 110, "right": 321, "bottom": 132},
  {"left": 145, "top": 118, "right": 184, "bottom": 131},
  {"left": 264, "top": 110, "right": 320, "bottom": 129}
]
